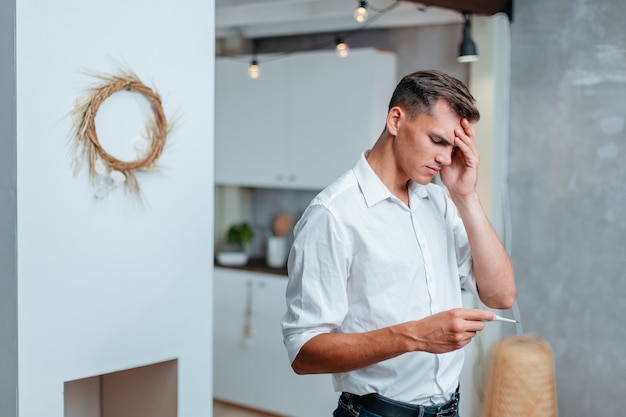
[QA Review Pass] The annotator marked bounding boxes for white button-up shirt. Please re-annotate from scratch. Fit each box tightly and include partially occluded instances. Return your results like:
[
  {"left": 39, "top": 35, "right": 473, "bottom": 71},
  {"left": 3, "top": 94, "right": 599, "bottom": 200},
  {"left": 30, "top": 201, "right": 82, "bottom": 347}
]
[{"left": 282, "top": 152, "right": 478, "bottom": 405}]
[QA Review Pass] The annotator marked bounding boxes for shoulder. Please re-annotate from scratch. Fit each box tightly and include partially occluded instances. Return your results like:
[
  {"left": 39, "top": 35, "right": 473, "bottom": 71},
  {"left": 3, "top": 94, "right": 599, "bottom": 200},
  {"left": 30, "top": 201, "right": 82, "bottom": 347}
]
[
  {"left": 309, "top": 169, "right": 361, "bottom": 210},
  {"left": 293, "top": 170, "right": 361, "bottom": 236}
]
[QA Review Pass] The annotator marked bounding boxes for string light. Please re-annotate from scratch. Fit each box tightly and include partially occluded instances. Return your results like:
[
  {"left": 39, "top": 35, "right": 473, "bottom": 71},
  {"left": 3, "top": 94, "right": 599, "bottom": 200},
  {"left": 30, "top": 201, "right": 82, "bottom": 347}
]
[
  {"left": 239, "top": 2, "right": 412, "bottom": 77},
  {"left": 248, "top": 59, "right": 260, "bottom": 79},
  {"left": 235, "top": 2, "right": 481, "bottom": 78},
  {"left": 335, "top": 37, "right": 350, "bottom": 58},
  {"left": 354, "top": 1, "right": 368, "bottom": 23},
  {"left": 248, "top": 39, "right": 261, "bottom": 79}
]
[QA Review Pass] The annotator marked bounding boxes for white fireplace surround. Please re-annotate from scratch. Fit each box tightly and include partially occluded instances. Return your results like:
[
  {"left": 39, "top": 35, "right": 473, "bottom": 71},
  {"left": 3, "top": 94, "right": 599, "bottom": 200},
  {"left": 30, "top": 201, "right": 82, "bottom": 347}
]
[{"left": 2, "top": 1, "right": 215, "bottom": 416}]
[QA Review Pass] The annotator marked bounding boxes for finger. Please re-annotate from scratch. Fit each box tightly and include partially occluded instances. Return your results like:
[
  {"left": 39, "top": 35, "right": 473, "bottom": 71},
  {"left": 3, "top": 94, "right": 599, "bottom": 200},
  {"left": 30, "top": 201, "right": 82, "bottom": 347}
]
[
  {"left": 460, "top": 118, "right": 475, "bottom": 138},
  {"left": 456, "top": 332, "right": 479, "bottom": 348},
  {"left": 453, "top": 135, "right": 469, "bottom": 151},
  {"left": 453, "top": 132, "right": 479, "bottom": 165},
  {"left": 463, "top": 308, "right": 497, "bottom": 321},
  {"left": 453, "top": 135, "right": 474, "bottom": 160},
  {"left": 463, "top": 321, "right": 486, "bottom": 333},
  {"left": 465, "top": 331, "right": 478, "bottom": 340},
  {"left": 455, "top": 121, "right": 477, "bottom": 149},
  {"left": 454, "top": 127, "right": 475, "bottom": 147},
  {"left": 449, "top": 314, "right": 487, "bottom": 333}
]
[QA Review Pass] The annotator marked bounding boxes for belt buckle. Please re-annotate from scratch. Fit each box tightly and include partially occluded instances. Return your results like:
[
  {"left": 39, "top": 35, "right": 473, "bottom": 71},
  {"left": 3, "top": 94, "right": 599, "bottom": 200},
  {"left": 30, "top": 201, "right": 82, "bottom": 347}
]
[
  {"left": 434, "top": 395, "right": 458, "bottom": 417},
  {"left": 434, "top": 407, "right": 456, "bottom": 417}
]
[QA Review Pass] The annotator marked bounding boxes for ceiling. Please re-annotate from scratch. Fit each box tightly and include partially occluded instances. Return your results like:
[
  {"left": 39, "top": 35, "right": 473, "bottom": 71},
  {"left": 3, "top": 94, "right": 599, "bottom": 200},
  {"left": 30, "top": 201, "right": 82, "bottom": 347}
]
[
  {"left": 215, "top": 0, "right": 460, "bottom": 39},
  {"left": 215, "top": 0, "right": 510, "bottom": 39}
]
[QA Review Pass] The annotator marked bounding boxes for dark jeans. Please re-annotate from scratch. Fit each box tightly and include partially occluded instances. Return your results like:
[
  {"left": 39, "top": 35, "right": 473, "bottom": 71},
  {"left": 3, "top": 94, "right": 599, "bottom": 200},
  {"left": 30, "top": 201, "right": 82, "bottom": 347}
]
[{"left": 333, "top": 392, "right": 460, "bottom": 417}]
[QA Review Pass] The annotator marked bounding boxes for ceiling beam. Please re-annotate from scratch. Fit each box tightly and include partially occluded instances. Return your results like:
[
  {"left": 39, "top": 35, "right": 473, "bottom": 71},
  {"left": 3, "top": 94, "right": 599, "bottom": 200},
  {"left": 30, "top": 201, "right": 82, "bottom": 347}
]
[{"left": 405, "top": 0, "right": 512, "bottom": 18}]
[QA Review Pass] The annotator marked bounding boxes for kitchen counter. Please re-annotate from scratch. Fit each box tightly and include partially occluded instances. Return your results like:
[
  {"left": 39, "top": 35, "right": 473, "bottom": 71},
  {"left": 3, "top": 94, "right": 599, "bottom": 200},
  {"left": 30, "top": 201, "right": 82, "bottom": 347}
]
[
  {"left": 214, "top": 257, "right": 288, "bottom": 277},
  {"left": 213, "top": 267, "right": 337, "bottom": 416}
]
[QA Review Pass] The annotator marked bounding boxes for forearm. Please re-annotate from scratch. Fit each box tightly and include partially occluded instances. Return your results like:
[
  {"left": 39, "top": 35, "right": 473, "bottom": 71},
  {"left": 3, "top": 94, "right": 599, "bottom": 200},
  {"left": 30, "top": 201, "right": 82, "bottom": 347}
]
[
  {"left": 291, "top": 308, "right": 496, "bottom": 375},
  {"left": 452, "top": 192, "right": 516, "bottom": 309},
  {"left": 291, "top": 327, "right": 411, "bottom": 375}
]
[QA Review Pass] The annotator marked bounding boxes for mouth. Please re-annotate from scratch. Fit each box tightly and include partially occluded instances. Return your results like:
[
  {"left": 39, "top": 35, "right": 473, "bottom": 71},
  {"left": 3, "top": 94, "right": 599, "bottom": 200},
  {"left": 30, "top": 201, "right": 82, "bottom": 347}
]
[{"left": 426, "top": 166, "right": 440, "bottom": 175}]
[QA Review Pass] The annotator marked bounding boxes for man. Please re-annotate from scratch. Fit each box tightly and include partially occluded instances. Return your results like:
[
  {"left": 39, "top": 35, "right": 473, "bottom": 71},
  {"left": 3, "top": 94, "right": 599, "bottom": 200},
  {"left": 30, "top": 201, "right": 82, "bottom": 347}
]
[{"left": 281, "top": 70, "right": 516, "bottom": 417}]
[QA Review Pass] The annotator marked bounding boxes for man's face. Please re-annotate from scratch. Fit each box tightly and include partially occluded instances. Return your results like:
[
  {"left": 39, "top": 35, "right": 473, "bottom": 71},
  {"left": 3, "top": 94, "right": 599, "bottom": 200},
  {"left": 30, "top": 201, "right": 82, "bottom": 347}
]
[{"left": 391, "top": 100, "right": 461, "bottom": 185}]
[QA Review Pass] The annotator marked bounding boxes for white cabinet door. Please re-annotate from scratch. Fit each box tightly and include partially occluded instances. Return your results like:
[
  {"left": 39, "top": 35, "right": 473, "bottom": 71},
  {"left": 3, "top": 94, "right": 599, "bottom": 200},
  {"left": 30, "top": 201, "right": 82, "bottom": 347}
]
[
  {"left": 215, "top": 58, "right": 289, "bottom": 187},
  {"left": 213, "top": 268, "right": 338, "bottom": 417},
  {"left": 285, "top": 48, "right": 395, "bottom": 189},
  {"left": 215, "top": 48, "right": 397, "bottom": 190}
]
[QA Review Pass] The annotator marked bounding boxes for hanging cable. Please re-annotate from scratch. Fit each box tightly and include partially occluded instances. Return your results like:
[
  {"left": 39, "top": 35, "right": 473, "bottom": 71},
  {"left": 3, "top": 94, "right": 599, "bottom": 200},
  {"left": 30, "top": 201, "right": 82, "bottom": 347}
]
[{"left": 224, "top": 1, "right": 401, "bottom": 71}]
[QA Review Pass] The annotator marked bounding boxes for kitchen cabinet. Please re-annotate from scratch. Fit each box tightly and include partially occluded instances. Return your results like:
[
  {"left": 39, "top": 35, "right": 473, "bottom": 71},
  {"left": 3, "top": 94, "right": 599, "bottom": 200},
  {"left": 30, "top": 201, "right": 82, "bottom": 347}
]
[
  {"left": 215, "top": 48, "right": 397, "bottom": 190},
  {"left": 213, "top": 267, "right": 337, "bottom": 417},
  {"left": 215, "top": 57, "right": 289, "bottom": 188}
]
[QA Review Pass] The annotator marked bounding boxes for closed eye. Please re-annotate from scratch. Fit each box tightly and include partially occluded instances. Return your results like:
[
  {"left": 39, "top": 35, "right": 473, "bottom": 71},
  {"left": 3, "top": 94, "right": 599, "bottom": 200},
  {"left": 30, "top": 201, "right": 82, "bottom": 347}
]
[
  {"left": 430, "top": 135, "right": 442, "bottom": 144},
  {"left": 430, "top": 134, "right": 452, "bottom": 146}
]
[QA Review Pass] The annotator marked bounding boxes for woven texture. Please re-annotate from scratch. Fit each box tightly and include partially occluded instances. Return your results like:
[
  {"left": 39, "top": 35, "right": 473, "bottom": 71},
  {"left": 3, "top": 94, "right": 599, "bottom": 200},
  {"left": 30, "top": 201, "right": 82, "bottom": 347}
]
[
  {"left": 482, "top": 335, "right": 558, "bottom": 417},
  {"left": 71, "top": 71, "right": 170, "bottom": 195}
]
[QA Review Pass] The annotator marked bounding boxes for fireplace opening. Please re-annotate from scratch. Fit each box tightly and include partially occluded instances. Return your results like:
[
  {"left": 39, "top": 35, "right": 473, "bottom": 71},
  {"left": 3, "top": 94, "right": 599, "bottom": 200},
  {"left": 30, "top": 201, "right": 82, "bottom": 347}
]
[{"left": 64, "top": 359, "right": 178, "bottom": 417}]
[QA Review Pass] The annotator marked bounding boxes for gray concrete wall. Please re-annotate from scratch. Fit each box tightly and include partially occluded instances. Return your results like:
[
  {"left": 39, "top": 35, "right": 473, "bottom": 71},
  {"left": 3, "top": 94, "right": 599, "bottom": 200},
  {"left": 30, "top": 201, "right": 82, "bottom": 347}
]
[
  {"left": 509, "top": 0, "right": 626, "bottom": 414},
  {"left": 0, "top": 0, "right": 18, "bottom": 416}
]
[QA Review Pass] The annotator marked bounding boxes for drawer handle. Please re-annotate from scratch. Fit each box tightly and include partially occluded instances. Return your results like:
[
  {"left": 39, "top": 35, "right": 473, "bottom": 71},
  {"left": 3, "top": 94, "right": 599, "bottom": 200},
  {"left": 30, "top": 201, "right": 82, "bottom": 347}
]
[{"left": 242, "top": 280, "right": 254, "bottom": 348}]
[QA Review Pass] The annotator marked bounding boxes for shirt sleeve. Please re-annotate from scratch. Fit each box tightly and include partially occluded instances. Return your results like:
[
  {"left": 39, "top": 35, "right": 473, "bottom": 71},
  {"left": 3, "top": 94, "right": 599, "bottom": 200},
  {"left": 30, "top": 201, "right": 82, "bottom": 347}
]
[
  {"left": 428, "top": 183, "right": 478, "bottom": 298},
  {"left": 281, "top": 203, "right": 351, "bottom": 364},
  {"left": 448, "top": 196, "right": 479, "bottom": 298}
]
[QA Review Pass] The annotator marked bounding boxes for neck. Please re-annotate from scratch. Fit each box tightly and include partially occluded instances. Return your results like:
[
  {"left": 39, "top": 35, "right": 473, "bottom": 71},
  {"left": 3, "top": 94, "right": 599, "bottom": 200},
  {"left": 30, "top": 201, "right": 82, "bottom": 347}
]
[{"left": 366, "top": 132, "right": 410, "bottom": 205}]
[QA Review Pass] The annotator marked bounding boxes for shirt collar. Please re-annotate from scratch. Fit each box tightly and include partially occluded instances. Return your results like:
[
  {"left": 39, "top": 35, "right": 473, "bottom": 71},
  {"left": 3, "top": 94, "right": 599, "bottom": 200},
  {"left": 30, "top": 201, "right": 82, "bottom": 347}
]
[
  {"left": 352, "top": 151, "right": 429, "bottom": 208},
  {"left": 408, "top": 180, "right": 429, "bottom": 199}
]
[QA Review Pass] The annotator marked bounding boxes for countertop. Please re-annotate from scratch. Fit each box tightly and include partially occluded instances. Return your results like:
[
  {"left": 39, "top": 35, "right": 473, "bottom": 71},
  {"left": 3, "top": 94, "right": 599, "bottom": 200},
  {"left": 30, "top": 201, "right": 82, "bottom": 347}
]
[{"left": 214, "top": 257, "right": 288, "bottom": 277}]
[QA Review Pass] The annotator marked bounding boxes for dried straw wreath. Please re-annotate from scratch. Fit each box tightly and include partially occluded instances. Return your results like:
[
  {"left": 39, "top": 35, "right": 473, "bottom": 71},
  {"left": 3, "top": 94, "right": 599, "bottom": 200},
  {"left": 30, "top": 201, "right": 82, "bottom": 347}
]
[{"left": 70, "top": 71, "right": 171, "bottom": 198}]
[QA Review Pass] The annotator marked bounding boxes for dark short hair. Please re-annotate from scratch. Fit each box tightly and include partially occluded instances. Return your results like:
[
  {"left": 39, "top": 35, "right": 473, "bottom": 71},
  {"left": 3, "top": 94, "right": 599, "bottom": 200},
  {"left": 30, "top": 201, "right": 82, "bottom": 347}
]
[{"left": 388, "top": 70, "right": 480, "bottom": 122}]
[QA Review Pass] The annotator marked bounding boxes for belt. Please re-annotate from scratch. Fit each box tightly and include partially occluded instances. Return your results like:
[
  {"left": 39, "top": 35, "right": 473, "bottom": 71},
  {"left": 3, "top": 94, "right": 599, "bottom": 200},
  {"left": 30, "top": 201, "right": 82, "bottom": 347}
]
[{"left": 344, "top": 390, "right": 459, "bottom": 417}]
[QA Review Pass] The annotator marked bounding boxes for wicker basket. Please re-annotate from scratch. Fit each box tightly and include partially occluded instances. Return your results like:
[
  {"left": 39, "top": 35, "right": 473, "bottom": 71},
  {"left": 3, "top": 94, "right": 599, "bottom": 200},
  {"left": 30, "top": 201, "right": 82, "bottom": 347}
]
[{"left": 482, "top": 335, "right": 558, "bottom": 417}]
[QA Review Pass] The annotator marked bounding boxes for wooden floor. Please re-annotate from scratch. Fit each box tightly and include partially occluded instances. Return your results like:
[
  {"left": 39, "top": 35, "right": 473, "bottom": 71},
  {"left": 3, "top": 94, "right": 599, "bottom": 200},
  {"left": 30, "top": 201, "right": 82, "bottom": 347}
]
[{"left": 213, "top": 400, "right": 286, "bottom": 417}]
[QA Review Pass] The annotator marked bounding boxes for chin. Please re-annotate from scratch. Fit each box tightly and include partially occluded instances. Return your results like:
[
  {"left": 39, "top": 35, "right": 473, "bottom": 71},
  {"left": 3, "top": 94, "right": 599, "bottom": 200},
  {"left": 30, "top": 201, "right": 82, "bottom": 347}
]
[{"left": 413, "top": 177, "right": 432, "bottom": 185}]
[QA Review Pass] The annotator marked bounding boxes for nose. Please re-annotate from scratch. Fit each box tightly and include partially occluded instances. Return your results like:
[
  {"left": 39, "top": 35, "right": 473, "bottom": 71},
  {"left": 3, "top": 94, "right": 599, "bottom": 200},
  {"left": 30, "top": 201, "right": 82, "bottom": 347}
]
[{"left": 435, "top": 147, "right": 454, "bottom": 166}]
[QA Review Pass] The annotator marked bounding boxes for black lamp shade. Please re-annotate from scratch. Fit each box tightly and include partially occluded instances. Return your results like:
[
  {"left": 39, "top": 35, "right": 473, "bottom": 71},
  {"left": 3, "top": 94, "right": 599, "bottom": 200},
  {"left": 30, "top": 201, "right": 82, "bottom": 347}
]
[
  {"left": 457, "top": 16, "right": 478, "bottom": 63},
  {"left": 458, "top": 36, "right": 478, "bottom": 60}
]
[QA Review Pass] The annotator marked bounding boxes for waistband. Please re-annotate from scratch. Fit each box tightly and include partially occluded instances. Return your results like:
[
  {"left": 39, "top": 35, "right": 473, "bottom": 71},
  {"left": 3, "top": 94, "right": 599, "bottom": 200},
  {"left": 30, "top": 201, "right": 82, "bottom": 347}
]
[{"left": 342, "top": 389, "right": 459, "bottom": 417}]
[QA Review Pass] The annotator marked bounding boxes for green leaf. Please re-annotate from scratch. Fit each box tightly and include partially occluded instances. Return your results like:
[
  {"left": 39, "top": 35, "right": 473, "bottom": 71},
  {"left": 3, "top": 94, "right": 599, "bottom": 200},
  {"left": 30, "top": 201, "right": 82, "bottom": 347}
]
[{"left": 226, "top": 222, "right": 254, "bottom": 245}]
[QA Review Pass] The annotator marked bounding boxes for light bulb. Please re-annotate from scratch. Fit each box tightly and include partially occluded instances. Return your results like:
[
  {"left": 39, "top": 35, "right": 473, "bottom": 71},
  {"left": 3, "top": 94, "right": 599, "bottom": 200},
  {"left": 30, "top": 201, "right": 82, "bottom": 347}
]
[
  {"left": 354, "top": 1, "right": 368, "bottom": 23},
  {"left": 456, "top": 53, "right": 478, "bottom": 63},
  {"left": 248, "top": 59, "right": 260, "bottom": 79},
  {"left": 335, "top": 40, "right": 350, "bottom": 58}
]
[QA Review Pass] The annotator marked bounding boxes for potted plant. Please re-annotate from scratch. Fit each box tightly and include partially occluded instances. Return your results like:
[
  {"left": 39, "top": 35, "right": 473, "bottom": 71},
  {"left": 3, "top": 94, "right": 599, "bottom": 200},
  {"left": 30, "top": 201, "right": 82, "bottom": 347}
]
[{"left": 217, "top": 222, "right": 254, "bottom": 266}]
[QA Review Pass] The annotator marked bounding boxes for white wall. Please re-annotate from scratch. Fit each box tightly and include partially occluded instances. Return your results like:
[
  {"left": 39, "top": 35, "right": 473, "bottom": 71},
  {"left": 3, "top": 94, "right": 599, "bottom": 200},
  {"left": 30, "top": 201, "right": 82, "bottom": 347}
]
[
  {"left": 0, "top": 0, "right": 18, "bottom": 415},
  {"left": 15, "top": 1, "right": 214, "bottom": 416}
]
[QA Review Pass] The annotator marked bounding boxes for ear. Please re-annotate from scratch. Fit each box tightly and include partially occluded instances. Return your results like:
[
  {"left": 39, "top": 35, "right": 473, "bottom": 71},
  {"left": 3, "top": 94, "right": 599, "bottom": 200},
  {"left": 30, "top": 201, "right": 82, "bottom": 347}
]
[{"left": 386, "top": 106, "right": 402, "bottom": 136}]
